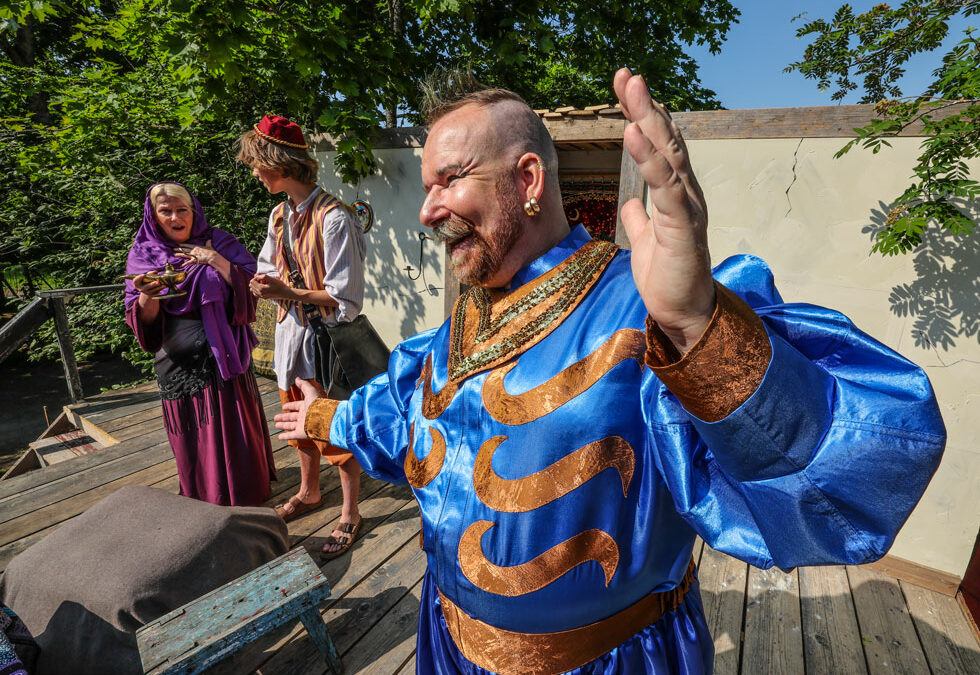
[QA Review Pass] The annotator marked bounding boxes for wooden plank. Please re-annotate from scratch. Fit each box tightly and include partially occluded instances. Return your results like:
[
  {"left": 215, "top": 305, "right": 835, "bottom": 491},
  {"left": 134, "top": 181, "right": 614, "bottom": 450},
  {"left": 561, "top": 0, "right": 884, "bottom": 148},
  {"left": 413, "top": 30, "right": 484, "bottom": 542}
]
[
  {"left": 343, "top": 576, "right": 426, "bottom": 675},
  {"left": 37, "top": 284, "right": 124, "bottom": 298},
  {"left": 0, "top": 453, "right": 183, "bottom": 546},
  {"left": 697, "top": 546, "right": 747, "bottom": 675},
  {"left": 542, "top": 115, "right": 627, "bottom": 143},
  {"left": 395, "top": 654, "right": 416, "bottom": 674},
  {"left": 866, "top": 554, "right": 962, "bottom": 597},
  {"left": 0, "top": 297, "right": 49, "bottom": 366},
  {"left": 672, "top": 102, "right": 973, "bottom": 140},
  {"left": 902, "top": 580, "right": 980, "bottom": 674},
  {"left": 799, "top": 565, "right": 866, "bottom": 675},
  {"left": 847, "top": 564, "right": 930, "bottom": 674},
  {"left": 49, "top": 296, "right": 83, "bottom": 402},
  {"left": 0, "top": 389, "right": 286, "bottom": 522},
  {"left": 208, "top": 494, "right": 421, "bottom": 675},
  {"left": 0, "top": 419, "right": 294, "bottom": 547},
  {"left": 137, "top": 548, "right": 336, "bottom": 675},
  {"left": 958, "top": 591, "right": 980, "bottom": 648},
  {"left": 742, "top": 565, "right": 805, "bottom": 674},
  {"left": 255, "top": 541, "right": 426, "bottom": 675},
  {"left": 692, "top": 536, "right": 705, "bottom": 567},
  {"left": 0, "top": 437, "right": 306, "bottom": 573},
  {"left": 615, "top": 148, "right": 644, "bottom": 251}
]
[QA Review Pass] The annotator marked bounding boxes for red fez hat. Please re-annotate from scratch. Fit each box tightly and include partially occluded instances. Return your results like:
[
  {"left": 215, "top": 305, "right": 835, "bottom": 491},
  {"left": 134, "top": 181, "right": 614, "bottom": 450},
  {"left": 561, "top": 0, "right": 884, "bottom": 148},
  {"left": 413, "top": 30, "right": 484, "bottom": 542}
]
[{"left": 253, "top": 114, "right": 308, "bottom": 149}]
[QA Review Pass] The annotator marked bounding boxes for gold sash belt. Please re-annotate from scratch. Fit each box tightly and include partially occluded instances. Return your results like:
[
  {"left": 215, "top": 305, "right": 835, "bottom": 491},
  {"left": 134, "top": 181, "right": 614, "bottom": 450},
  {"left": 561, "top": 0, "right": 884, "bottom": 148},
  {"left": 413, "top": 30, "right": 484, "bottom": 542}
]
[{"left": 438, "top": 559, "right": 696, "bottom": 675}]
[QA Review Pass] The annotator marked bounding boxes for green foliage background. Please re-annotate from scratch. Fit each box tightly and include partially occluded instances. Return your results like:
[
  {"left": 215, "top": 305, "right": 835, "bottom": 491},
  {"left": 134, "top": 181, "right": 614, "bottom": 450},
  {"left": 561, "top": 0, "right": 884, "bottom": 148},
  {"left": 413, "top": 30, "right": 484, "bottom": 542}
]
[
  {"left": 1, "top": 0, "right": 738, "bottom": 371},
  {"left": 787, "top": 0, "right": 979, "bottom": 256}
]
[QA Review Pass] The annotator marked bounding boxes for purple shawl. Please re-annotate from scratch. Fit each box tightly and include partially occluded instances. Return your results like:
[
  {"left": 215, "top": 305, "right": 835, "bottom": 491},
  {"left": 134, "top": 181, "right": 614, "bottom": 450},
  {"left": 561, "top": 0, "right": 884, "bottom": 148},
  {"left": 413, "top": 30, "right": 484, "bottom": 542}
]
[{"left": 125, "top": 183, "right": 257, "bottom": 381}]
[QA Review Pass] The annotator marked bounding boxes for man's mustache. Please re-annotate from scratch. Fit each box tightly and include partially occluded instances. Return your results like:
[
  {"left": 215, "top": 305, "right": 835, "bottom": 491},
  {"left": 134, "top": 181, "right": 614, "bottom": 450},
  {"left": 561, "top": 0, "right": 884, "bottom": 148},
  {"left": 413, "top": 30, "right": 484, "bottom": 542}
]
[{"left": 432, "top": 218, "right": 473, "bottom": 245}]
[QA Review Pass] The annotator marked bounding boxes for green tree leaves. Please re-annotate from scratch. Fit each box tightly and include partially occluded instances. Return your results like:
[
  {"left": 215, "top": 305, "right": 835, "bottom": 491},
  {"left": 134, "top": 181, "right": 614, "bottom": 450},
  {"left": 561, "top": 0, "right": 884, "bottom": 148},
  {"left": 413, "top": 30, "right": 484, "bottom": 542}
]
[
  {"left": 787, "top": 1, "right": 979, "bottom": 256},
  {"left": 2, "top": 0, "right": 738, "bottom": 369}
]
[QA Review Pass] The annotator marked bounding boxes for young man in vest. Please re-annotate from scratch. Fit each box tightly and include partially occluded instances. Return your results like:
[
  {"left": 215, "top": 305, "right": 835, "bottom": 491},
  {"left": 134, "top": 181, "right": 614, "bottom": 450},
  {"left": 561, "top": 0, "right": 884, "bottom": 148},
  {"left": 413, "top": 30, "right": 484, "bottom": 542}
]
[{"left": 240, "top": 115, "right": 367, "bottom": 559}]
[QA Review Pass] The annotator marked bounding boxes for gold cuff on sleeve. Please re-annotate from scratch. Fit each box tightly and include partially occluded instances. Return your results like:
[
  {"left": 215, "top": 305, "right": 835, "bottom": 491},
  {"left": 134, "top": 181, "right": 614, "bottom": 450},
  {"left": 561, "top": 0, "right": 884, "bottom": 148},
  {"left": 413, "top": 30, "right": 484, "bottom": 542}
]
[
  {"left": 305, "top": 397, "right": 340, "bottom": 443},
  {"left": 645, "top": 282, "right": 772, "bottom": 422}
]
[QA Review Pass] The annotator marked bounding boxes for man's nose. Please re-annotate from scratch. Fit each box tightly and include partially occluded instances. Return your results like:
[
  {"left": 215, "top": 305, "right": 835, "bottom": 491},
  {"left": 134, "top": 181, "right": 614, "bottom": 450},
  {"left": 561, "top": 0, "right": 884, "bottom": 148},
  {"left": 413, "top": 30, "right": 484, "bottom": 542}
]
[{"left": 419, "top": 187, "right": 444, "bottom": 228}]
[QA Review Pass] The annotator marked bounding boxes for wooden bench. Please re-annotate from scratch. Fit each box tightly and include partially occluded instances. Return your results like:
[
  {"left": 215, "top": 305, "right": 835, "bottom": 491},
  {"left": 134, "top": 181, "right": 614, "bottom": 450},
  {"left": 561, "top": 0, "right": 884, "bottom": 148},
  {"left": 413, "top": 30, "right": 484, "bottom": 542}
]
[{"left": 136, "top": 547, "right": 342, "bottom": 674}]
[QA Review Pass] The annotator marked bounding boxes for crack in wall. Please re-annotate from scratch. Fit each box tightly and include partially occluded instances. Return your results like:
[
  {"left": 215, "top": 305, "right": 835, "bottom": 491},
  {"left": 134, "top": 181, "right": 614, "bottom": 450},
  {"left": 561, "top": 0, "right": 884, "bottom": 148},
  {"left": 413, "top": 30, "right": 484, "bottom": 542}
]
[{"left": 784, "top": 138, "right": 804, "bottom": 219}]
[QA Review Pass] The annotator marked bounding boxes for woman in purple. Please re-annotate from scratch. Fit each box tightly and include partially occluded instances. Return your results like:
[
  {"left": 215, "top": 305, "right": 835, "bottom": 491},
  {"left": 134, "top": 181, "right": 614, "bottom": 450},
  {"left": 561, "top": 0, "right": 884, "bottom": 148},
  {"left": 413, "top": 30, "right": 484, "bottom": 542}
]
[{"left": 124, "top": 182, "right": 276, "bottom": 506}]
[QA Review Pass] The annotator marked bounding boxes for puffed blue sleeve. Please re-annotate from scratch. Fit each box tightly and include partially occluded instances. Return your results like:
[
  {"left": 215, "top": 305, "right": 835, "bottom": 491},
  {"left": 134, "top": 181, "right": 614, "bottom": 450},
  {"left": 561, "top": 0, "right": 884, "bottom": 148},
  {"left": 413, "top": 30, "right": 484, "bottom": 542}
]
[
  {"left": 313, "top": 327, "right": 439, "bottom": 485},
  {"left": 644, "top": 255, "right": 946, "bottom": 570}
]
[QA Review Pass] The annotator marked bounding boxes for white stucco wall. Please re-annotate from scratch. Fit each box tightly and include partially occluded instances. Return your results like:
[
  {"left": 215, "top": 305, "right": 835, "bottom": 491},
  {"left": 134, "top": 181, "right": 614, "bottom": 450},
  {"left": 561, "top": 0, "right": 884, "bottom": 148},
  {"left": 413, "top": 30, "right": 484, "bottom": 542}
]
[
  {"left": 682, "top": 137, "right": 980, "bottom": 577},
  {"left": 315, "top": 148, "right": 442, "bottom": 349},
  {"left": 317, "top": 135, "right": 979, "bottom": 578}
]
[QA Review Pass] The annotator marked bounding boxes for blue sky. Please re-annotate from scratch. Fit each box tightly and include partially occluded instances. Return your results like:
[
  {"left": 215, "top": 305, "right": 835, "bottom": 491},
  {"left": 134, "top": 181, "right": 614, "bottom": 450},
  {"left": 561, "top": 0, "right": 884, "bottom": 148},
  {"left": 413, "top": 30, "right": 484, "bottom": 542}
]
[{"left": 686, "top": 0, "right": 977, "bottom": 110}]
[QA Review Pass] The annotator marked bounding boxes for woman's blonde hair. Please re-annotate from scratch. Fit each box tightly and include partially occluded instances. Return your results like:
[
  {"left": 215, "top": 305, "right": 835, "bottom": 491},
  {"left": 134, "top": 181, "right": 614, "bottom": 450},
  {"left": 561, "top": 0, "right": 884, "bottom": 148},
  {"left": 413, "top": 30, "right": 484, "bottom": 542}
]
[
  {"left": 236, "top": 130, "right": 319, "bottom": 184},
  {"left": 149, "top": 182, "right": 193, "bottom": 208}
]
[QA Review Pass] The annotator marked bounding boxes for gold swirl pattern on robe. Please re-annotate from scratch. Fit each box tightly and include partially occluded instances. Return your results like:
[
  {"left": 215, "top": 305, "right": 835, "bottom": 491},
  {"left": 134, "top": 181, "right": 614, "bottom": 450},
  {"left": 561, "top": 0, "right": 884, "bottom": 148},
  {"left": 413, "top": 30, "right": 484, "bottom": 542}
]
[
  {"left": 473, "top": 435, "right": 635, "bottom": 512},
  {"left": 404, "top": 423, "right": 446, "bottom": 488},
  {"left": 417, "top": 354, "right": 458, "bottom": 420},
  {"left": 482, "top": 328, "right": 646, "bottom": 426},
  {"left": 458, "top": 520, "right": 619, "bottom": 596}
]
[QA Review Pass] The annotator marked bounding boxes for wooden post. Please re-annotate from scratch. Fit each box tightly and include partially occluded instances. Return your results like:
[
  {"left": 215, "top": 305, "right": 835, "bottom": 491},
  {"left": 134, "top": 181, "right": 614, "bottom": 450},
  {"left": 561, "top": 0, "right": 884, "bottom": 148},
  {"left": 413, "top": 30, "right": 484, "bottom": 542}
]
[
  {"left": 49, "top": 296, "right": 84, "bottom": 402},
  {"left": 615, "top": 149, "right": 645, "bottom": 251}
]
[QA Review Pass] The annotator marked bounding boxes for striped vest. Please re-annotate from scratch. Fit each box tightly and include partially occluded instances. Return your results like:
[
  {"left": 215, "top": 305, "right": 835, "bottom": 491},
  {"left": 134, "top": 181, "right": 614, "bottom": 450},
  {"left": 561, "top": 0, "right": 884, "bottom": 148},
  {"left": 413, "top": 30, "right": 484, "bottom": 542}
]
[{"left": 272, "top": 189, "right": 344, "bottom": 324}]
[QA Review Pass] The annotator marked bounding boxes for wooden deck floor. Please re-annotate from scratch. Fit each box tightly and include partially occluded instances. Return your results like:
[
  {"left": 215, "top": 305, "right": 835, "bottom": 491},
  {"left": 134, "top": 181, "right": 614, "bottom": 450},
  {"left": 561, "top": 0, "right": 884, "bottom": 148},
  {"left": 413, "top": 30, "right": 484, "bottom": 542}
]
[{"left": 1, "top": 378, "right": 978, "bottom": 674}]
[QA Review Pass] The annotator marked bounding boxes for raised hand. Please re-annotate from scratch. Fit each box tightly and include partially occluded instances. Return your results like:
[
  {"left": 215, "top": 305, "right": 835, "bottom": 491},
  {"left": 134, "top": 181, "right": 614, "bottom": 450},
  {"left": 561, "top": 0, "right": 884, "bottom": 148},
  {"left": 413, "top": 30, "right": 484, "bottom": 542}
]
[
  {"left": 613, "top": 67, "right": 716, "bottom": 354},
  {"left": 175, "top": 239, "right": 222, "bottom": 269},
  {"left": 274, "top": 378, "right": 323, "bottom": 440}
]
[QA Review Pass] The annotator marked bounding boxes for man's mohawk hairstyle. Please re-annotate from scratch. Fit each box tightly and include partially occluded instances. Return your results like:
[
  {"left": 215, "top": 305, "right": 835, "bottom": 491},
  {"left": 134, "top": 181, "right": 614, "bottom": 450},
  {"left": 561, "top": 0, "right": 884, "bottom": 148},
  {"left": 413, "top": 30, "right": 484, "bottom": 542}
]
[{"left": 420, "top": 67, "right": 530, "bottom": 128}]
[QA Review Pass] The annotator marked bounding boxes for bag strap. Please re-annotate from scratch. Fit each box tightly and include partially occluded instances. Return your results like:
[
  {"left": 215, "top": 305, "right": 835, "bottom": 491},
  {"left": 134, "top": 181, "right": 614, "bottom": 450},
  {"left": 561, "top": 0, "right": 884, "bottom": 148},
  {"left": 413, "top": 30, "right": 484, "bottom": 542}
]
[{"left": 279, "top": 219, "right": 326, "bottom": 328}]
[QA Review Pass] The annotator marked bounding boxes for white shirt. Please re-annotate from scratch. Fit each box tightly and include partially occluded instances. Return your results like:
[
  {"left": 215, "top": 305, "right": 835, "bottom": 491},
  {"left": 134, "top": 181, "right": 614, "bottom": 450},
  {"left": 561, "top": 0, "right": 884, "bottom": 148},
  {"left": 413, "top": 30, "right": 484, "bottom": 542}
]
[{"left": 256, "top": 187, "right": 366, "bottom": 390}]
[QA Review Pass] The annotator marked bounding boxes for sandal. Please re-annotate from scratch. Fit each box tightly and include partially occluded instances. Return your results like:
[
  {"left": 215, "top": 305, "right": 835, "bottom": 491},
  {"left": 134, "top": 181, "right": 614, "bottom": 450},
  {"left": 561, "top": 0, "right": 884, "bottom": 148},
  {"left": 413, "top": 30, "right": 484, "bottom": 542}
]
[
  {"left": 320, "top": 516, "right": 362, "bottom": 560},
  {"left": 274, "top": 496, "right": 324, "bottom": 523}
]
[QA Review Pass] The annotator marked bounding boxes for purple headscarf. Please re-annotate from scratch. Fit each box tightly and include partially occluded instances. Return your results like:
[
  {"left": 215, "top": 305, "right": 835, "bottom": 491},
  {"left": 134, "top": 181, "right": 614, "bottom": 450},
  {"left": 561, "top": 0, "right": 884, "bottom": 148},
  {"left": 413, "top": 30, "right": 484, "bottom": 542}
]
[{"left": 125, "top": 182, "right": 257, "bottom": 381}]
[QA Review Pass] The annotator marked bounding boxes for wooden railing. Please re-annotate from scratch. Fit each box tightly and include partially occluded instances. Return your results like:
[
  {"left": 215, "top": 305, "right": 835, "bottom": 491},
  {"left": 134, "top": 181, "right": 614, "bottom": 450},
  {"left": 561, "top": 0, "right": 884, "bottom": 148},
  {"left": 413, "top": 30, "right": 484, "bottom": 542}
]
[{"left": 0, "top": 284, "right": 124, "bottom": 402}]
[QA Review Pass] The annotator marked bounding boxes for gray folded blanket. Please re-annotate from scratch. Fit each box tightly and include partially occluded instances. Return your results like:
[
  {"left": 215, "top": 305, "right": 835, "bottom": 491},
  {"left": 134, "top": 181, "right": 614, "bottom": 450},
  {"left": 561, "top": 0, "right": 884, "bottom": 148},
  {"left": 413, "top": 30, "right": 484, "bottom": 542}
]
[{"left": 1, "top": 485, "right": 288, "bottom": 675}]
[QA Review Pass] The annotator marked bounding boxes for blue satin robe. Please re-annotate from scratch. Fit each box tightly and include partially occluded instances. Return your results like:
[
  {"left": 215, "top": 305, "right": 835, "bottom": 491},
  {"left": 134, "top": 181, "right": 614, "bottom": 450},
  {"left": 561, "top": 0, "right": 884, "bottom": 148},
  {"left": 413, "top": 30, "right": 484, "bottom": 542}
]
[{"left": 325, "top": 226, "right": 945, "bottom": 674}]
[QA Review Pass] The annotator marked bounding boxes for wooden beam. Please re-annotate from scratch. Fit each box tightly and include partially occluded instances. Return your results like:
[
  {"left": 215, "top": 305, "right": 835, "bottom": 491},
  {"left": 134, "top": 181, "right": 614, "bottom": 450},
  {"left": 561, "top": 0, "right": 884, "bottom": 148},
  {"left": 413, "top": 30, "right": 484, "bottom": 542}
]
[
  {"left": 865, "top": 553, "right": 962, "bottom": 597},
  {"left": 37, "top": 283, "right": 124, "bottom": 299},
  {"left": 672, "top": 101, "right": 974, "bottom": 140},
  {"left": 311, "top": 102, "right": 973, "bottom": 151},
  {"left": 50, "top": 296, "right": 84, "bottom": 403},
  {"left": 0, "top": 297, "right": 50, "bottom": 366},
  {"left": 615, "top": 150, "right": 644, "bottom": 250}
]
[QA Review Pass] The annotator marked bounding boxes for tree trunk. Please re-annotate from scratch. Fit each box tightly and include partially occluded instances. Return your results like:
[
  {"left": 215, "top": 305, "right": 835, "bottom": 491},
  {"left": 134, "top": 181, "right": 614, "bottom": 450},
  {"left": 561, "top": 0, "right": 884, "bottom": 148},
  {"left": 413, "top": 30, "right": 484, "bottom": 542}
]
[
  {"left": 385, "top": 0, "right": 403, "bottom": 128},
  {"left": 1, "top": 19, "right": 53, "bottom": 124}
]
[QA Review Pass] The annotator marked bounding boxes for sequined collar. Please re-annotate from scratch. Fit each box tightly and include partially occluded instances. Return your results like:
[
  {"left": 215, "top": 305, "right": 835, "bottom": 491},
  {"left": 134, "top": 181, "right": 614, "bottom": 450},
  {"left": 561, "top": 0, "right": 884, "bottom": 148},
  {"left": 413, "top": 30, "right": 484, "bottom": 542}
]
[
  {"left": 448, "top": 233, "right": 618, "bottom": 383},
  {"left": 508, "top": 225, "right": 593, "bottom": 289}
]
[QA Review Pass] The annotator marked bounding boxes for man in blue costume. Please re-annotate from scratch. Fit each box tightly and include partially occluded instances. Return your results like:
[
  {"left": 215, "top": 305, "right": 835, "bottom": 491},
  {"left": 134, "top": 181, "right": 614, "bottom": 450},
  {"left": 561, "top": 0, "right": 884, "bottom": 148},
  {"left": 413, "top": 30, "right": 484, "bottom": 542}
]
[{"left": 276, "top": 68, "right": 946, "bottom": 674}]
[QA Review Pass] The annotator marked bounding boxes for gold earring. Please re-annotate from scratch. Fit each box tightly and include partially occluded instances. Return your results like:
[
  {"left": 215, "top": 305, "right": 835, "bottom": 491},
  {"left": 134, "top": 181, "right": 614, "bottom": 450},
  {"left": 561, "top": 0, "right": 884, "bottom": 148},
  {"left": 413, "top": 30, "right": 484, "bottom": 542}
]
[{"left": 524, "top": 196, "right": 541, "bottom": 217}]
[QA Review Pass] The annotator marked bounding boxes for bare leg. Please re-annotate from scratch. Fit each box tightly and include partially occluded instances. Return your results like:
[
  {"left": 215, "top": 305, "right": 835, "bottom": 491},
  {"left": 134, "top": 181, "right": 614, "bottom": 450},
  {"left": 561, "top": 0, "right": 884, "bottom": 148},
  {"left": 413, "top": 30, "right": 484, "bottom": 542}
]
[
  {"left": 323, "top": 457, "right": 361, "bottom": 554},
  {"left": 297, "top": 446, "right": 322, "bottom": 504},
  {"left": 275, "top": 446, "right": 323, "bottom": 520}
]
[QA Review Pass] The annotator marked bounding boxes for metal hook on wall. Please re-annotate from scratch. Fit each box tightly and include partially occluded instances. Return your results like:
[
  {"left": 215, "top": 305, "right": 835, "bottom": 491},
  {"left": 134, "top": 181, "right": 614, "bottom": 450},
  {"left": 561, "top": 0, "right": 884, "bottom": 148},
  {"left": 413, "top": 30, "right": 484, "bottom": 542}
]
[{"left": 404, "top": 232, "right": 436, "bottom": 295}]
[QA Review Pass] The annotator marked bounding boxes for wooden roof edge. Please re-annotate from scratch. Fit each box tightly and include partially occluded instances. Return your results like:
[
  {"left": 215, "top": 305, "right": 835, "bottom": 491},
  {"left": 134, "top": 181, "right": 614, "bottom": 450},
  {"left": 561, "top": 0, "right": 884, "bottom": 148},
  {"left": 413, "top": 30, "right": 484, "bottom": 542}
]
[{"left": 309, "top": 102, "right": 971, "bottom": 150}]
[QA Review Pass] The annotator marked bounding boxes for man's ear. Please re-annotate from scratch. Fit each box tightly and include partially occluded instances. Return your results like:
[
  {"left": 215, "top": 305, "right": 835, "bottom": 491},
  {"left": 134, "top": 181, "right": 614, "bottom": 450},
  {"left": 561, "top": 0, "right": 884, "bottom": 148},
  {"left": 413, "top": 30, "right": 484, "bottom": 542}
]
[{"left": 516, "top": 153, "right": 546, "bottom": 204}]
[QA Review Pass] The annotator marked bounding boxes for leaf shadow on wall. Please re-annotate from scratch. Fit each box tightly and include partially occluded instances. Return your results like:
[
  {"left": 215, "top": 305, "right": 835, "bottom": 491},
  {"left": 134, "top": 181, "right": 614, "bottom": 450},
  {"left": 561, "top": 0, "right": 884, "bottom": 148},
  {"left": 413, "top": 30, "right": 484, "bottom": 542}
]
[{"left": 863, "top": 202, "right": 980, "bottom": 351}]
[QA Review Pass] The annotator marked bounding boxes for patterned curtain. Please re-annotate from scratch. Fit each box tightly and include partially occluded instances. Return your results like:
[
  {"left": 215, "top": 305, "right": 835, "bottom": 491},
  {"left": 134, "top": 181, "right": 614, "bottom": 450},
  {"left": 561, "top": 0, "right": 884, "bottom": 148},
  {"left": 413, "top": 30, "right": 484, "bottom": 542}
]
[
  {"left": 251, "top": 298, "right": 277, "bottom": 379},
  {"left": 560, "top": 177, "right": 619, "bottom": 242}
]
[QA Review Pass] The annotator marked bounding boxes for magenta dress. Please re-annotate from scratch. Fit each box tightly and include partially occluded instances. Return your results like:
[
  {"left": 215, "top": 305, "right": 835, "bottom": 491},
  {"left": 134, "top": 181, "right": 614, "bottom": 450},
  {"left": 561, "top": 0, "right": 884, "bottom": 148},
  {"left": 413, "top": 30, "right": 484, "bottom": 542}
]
[{"left": 126, "top": 263, "right": 276, "bottom": 506}]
